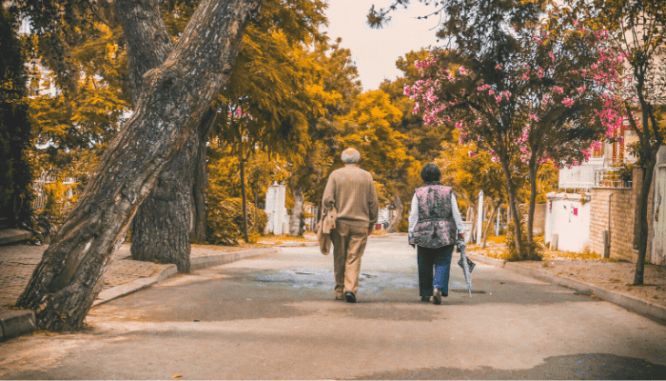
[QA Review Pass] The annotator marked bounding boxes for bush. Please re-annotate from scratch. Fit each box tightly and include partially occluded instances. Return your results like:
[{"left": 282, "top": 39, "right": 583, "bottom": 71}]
[
  {"left": 397, "top": 219, "right": 409, "bottom": 233},
  {"left": 206, "top": 194, "right": 267, "bottom": 245},
  {"left": 504, "top": 222, "right": 542, "bottom": 261}
]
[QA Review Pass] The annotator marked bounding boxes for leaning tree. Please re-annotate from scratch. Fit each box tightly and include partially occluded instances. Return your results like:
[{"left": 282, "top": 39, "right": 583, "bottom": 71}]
[{"left": 16, "top": 0, "right": 263, "bottom": 331}]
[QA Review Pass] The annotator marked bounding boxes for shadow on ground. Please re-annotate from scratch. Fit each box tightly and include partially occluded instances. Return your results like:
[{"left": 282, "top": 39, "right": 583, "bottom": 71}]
[{"left": 354, "top": 353, "right": 666, "bottom": 380}]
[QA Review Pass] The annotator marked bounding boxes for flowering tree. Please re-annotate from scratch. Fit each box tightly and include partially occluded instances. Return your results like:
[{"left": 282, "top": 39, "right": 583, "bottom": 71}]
[
  {"left": 569, "top": 0, "right": 665, "bottom": 284},
  {"left": 407, "top": 16, "right": 625, "bottom": 258}
]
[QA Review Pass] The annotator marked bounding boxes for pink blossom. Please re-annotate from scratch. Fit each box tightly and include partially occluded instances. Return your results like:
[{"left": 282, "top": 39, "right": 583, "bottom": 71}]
[
  {"left": 468, "top": 151, "right": 477, "bottom": 157},
  {"left": 553, "top": 86, "right": 564, "bottom": 94},
  {"left": 403, "top": 86, "right": 411, "bottom": 96},
  {"left": 562, "top": 97, "right": 574, "bottom": 107},
  {"left": 495, "top": 95, "right": 503, "bottom": 103},
  {"left": 529, "top": 114, "right": 539, "bottom": 122},
  {"left": 477, "top": 85, "right": 491, "bottom": 91},
  {"left": 522, "top": 73, "right": 530, "bottom": 81},
  {"left": 455, "top": 121, "right": 464, "bottom": 129},
  {"left": 495, "top": 64, "right": 502, "bottom": 70},
  {"left": 459, "top": 66, "right": 468, "bottom": 75},
  {"left": 488, "top": 89, "right": 495, "bottom": 95}
]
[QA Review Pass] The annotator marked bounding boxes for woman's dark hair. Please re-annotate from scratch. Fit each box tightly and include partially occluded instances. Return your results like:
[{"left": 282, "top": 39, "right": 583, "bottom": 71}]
[{"left": 421, "top": 163, "right": 441, "bottom": 183}]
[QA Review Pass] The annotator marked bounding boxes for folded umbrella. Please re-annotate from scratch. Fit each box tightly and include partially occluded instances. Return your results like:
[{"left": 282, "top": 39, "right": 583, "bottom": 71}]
[{"left": 456, "top": 237, "right": 473, "bottom": 298}]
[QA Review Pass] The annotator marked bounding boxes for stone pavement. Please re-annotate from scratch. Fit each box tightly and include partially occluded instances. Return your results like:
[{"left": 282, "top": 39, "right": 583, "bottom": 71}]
[
  {"left": 0, "top": 242, "right": 275, "bottom": 340},
  {"left": 2, "top": 234, "right": 665, "bottom": 379},
  {"left": 0, "top": 243, "right": 272, "bottom": 307}
]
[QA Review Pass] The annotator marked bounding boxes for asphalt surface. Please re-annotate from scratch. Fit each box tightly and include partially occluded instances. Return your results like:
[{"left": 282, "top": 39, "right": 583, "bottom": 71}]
[{"left": 1, "top": 235, "right": 665, "bottom": 379}]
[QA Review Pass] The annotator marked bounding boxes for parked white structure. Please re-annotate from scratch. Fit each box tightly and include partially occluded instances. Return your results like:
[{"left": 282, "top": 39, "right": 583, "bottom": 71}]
[{"left": 264, "top": 183, "right": 289, "bottom": 235}]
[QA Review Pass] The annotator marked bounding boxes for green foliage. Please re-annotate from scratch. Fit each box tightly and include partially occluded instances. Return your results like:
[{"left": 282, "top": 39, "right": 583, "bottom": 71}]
[
  {"left": 397, "top": 219, "right": 409, "bottom": 233},
  {"left": 0, "top": 5, "right": 33, "bottom": 228},
  {"left": 338, "top": 89, "right": 410, "bottom": 196},
  {"left": 288, "top": 39, "right": 363, "bottom": 205},
  {"left": 504, "top": 222, "right": 543, "bottom": 261},
  {"left": 206, "top": 194, "right": 268, "bottom": 246},
  {"left": 40, "top": 177, "right": 78, "bottom": 223},
  {"left": 438, "top": 133, "right": 507, "bottom": 207}
]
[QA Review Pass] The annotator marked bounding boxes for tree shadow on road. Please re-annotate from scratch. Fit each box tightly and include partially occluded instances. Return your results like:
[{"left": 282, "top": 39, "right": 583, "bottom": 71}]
[{"left": 354, "top": 353, "right": 666, "bottom": 380}]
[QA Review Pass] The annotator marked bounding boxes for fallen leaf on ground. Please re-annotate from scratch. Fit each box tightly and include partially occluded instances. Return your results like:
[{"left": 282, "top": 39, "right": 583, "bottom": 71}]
[{"left": 172, "top": 374, "right": 182, "bottom": 378}]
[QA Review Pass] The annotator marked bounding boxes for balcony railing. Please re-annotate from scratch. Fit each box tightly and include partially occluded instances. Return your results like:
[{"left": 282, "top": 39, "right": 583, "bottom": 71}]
[{"left": 594, "top": 167, "right": 632, "bottom": 189}]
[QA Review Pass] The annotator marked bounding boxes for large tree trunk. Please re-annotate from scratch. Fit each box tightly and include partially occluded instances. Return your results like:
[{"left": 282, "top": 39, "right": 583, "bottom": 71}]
[
  {"left": 117, "top": 0, "right": 215, "bottom": 264},
  {"left": 387, "top": 194, "right": 403, "bottom": 233},
  {"left": 482, "top": 201, "right": 500, "bottom": 249},
  {"left": 130, "top": 130, "right": 198, "bottom": 273},
  {"left": 15, "top": 0, "right": 262, "bottom": 331},
  {"left": 500, "top": 159, "right": 524, "bottom": 257},
  {"left": 289, "top": 186, "right": 304, "bottom": 236},
  {"left": 191, "top": 125, "right": 212, "bottom": 243},
  {"left": 526, "top": 160, "right": 539, "bottom": 258},
  {"left": 633, "top": 101, "right": 660, "bottom": 285},
  {"left": 240, "top": 160, "right": 250, "bottom": 242}
]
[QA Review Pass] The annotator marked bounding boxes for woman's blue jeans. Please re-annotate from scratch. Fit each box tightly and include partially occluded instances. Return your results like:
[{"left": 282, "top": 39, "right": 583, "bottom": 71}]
[{"left": 417, "top": 244, "right": 454, "bottom": 296}]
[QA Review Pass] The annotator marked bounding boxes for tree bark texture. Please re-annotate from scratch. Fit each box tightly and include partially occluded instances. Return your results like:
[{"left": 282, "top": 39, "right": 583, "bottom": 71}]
[
  {"left": 191, "top": 125, "right": 211, "bottom": 243},
  {"left": 387, "top": 194, "right": 403, "bottom": 233},
  {"left": 634, "top": 157, "right": 655, "bottom": 284},
  {"left": 240, "top": 160, "right": 250, "bottom": 242},
  {"left": 289, "top": 186, "right": 304, "bottom": 236},
  {"left": 500, "top": 159, "right": 524, "bottom": 257},
  {"left": 130, "top": 131, "right": 197, "bottom": 272},
  {"left": 15, "top": 0, "right": 263, "bottom": 331},
  {"left": 526, "top": 161, "right": 538, "bottom": 258},
  {"left": 116, "top": 0, "right": 216, "bottom": 263}
]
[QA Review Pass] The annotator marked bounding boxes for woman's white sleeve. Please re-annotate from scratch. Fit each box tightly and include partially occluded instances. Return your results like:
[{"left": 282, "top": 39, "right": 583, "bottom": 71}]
[
  {"left": 451, "top": 193, "right": 465, "bottom": 233},
  {"left": 408, "top": 193, "right": 419, "bottom": 235}
]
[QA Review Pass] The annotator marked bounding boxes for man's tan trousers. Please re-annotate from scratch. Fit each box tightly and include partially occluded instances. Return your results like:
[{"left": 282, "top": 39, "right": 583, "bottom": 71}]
[{"left": 330, "top": 222, "right": 369, "bottom": 297}]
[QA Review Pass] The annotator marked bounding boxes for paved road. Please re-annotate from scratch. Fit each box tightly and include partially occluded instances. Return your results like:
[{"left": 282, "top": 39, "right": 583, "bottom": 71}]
[{"left": 1, "top": 235, "right": 665, "bottom": 379}]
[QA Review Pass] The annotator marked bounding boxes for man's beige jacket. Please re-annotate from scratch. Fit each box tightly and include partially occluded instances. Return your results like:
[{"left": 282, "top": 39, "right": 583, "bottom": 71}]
[
  {"left": 321, "top": 165, "right": 379, "bottom": 229},
  {"left": 316, "top": 207, "right": 337, "bottom": 255}
]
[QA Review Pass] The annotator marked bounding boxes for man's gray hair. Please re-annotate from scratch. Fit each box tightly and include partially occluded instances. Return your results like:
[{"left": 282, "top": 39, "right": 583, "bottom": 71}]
[{"left": 341, "top": 148, "right": 361, "bottom": 164}]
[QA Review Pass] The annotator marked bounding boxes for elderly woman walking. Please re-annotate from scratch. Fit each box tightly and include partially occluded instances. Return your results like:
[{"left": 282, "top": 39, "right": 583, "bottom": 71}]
[{"left": 408, "top": 163, "right": 465, "bottom": 305}]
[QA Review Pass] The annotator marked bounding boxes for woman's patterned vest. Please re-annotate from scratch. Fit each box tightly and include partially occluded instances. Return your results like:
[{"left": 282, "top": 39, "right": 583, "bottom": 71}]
[{"left": 408, "top": 184, "right": 457, "bottom": 249}]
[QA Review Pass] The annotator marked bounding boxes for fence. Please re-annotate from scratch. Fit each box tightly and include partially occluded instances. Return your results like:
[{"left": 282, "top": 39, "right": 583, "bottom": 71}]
[{"left": 594, "top": 167, "right": 632, "bottom": 189}]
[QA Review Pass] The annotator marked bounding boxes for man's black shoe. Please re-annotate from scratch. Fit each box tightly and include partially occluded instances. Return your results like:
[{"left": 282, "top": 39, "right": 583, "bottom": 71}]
[{"left": 345, "top": 291, "right": 356, "bottom": 303}]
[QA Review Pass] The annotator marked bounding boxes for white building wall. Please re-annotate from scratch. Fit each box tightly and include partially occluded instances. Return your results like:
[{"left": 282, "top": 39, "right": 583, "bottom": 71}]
[{"left": 545, "top": 193, "right": 592, "bottom": 253}]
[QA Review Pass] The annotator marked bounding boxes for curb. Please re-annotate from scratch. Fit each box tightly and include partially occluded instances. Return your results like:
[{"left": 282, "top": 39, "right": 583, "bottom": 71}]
[
  {"left": 467, "top": 252, "right": 666, "bottom": 323},
  {"left": 0, "top": 229, "right": 33, "bottom": 245},
  {"left": 93, "top": 247, "right": 278, "bottom": 307},
  {"left": 0, "top": 309, "right": 36, "bottom": 341}
]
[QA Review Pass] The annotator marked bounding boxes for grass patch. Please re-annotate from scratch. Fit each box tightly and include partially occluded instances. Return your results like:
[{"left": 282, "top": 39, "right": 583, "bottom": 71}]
[
  {"left": 259, "top": 234, "right": 315, "bottom": 243},
  {"left": 541, "top": 249, "right": 601, "bottom": 261}
]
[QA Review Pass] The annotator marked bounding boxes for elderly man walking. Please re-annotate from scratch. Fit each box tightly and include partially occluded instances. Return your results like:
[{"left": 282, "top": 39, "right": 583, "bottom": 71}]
[{"left": 322, "top": 148, "right": 379, "bottom": 303}]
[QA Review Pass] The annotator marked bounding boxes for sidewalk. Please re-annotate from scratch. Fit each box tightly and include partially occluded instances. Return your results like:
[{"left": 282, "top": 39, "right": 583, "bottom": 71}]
[
  {"left": 0, "top": 242, "right": 276, "bottom": 340},
  {"left": 467, "top": 244, "right": 666, "bottom": 323}
]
